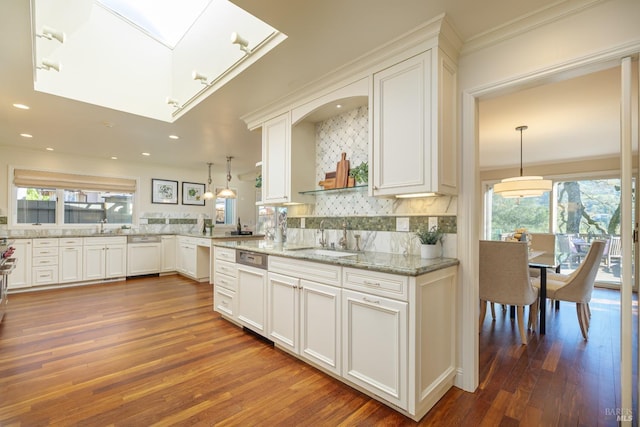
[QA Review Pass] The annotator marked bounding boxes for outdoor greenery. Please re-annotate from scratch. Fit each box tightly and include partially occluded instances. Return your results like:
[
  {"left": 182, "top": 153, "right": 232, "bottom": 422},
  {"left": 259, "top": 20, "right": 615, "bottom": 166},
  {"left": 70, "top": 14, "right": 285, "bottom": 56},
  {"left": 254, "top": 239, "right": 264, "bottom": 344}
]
[{"left": 490, "top": 178, "right": 621, "bottom": 240}]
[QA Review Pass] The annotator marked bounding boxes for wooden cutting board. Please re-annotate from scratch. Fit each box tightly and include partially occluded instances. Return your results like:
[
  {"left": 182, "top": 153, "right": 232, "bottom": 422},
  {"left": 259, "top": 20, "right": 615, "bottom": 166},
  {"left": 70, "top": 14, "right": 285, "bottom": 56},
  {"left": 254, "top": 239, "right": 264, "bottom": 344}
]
[{"left": 335, "top": 152, "right": 349, "bottom": 188}]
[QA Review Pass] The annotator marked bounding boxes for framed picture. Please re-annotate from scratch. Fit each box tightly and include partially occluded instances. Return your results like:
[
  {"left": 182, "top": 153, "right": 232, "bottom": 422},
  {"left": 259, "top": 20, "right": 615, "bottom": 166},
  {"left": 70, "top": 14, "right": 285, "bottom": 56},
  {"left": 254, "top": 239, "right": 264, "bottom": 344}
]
[
  {"left": 182, "top": 182, "right": 206, "bottom": 205},
  {"left": 151, "top": 179, "right": 178, "bottom": 204}
]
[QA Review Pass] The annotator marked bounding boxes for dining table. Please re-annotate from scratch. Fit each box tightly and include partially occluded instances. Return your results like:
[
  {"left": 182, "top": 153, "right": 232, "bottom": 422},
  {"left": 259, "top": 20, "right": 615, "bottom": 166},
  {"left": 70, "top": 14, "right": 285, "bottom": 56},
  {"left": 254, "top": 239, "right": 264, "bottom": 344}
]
[{"left": 528, "top": 250, "right": 561, "bottom": 335}]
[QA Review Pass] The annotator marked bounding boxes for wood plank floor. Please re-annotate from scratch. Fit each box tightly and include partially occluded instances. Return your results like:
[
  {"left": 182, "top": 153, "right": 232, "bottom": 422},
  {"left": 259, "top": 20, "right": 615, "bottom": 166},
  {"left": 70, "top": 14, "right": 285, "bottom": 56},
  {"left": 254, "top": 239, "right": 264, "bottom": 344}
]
[{"left": 0, "top": 275, "right": 635, "bottom": 426}]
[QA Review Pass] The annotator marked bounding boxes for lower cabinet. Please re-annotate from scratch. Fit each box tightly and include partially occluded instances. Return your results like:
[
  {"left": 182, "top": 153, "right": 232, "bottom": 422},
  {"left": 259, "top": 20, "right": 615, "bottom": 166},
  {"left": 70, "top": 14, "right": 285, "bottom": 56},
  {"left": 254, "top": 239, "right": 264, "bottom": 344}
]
[
  {"left": 59, "top": 238, "right": 83, "bottom": 284},
  {"left": 215, "top": 248, "right": 458, "bottom": 421},
  {"left": 236, "top": 264, "right": 267, "bottom": 334},
  {"left": 342, "top": 288, "right": 408, "bottom": 409},
  {"left": 8, "top": 239, "right": 31, "bottom": 289},
  {"left": 160, "top": 235, "right": 176, "bottom": 273},
  {"left": 299, "top": 279, "right": 341, "bottom": 375},
  {"left": 83, "top": 237, "right": 127, "bottom": 281}
]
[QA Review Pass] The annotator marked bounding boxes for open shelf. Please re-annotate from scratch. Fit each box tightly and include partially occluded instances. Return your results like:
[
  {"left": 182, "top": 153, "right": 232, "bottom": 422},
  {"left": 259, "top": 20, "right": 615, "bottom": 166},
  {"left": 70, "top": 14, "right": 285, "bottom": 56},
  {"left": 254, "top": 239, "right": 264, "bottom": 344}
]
[{"left": 299, "top": 184, "right": 368, "bottom": 195}]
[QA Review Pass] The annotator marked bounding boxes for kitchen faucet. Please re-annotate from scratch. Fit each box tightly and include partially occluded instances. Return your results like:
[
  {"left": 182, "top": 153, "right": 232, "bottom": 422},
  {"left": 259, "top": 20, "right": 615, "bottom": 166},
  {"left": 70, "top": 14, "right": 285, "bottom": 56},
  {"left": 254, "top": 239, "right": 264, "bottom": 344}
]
[
  {"left": 99, "top": 218, "right": 108, "bottom": 234},
  {"left": 318, "top": 220, "right": 327, "bottom": 248},
  {"left": 339, "top": 221, "right": 348, "bottom": 250}
]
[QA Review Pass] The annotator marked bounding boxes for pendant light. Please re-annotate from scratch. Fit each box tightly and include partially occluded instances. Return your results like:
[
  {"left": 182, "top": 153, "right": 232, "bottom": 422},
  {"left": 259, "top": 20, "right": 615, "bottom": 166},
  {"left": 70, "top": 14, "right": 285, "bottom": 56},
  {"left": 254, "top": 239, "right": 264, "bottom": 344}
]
[
  {"left": 493, "top": 126, "right": 552, "bottom": 198},
  {"left": 202, "top": 162, "right": 214, "bottom": 200},
  {"left": 216, "top": 156, "right": 237, "bottom": 199}
]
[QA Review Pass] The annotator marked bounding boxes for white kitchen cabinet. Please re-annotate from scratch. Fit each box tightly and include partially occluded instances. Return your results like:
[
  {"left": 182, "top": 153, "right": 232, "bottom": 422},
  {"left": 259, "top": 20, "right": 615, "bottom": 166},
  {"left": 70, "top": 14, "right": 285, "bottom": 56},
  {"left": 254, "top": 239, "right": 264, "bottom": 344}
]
[
  {"left": 160, "top": 235, "right": 176, "bottom": 273},
  {"left": 342, "top": 288, "right": 408, "bottom": 409},
  {"left": 213, "top": 247, "right": 237, "bottom": 319},
  {"left": 299, "top": 279, "right": 341, "bottom": 375},
  {"left": 83, "top": 237, "right": 127, "bottom": 281},
  {"left": 176, "top": 237, "right": 209, "bottom": 282},
  {"left": 59, "top": 238, "right": 83, "bottom": 284},
  {"left": 261, "top": 112, "right": 315, "bottom": 205},
  {"left": 127, "top": 242, "right": 161, "bottom": 276},
  {"left": 7, "top": 239, "right": 31, "bottom": 289},
  {"left": 236, "top": 264, "right": 267, "bottom": 335},
  {"left": 267, "top": 272, "right": 299, "bottom": 352},
  {"left": 267, "top": 256, "right": 342, "bottom": 375},
  {"left": 371, "top": 48, "right": 457, "bottom": 197},
  {"left": 31, "top": 239, "right": 59, "bottom": 287}
]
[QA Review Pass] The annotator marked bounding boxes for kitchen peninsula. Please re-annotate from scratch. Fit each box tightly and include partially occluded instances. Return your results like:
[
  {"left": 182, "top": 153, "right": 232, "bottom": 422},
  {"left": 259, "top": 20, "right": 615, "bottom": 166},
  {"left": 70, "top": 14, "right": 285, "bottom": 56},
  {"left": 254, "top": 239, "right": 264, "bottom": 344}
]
[{"left": 212, "top": 240, "right": 458, "bottom": 421}]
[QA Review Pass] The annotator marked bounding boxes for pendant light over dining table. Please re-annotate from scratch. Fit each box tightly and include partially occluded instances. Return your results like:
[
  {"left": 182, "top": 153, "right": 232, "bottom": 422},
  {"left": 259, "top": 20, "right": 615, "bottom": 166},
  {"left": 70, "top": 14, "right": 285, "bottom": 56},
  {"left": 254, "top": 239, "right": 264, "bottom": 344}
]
[
  {"left": 216, "top": 156, "right": 237, "bottom": 199},
  {"left": 493, "top": 125, "right": 552, "bottom": 198}
]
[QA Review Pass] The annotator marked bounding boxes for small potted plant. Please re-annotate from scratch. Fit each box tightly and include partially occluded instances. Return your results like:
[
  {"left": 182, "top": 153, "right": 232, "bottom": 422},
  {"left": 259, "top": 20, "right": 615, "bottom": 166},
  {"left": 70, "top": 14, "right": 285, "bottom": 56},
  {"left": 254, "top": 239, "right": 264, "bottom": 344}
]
[
  {"left": 415, "top": 225, "right": 444, "bottom": 259},
  {"left": 349, "top": 162, "right": 368, "bottom": 185}
]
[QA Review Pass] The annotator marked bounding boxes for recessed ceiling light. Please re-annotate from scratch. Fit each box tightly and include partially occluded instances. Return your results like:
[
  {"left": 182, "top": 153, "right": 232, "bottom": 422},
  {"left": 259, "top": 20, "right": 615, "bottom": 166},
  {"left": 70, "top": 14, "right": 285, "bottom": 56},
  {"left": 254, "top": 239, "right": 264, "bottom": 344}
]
[
  {"left": 20, "top": 133, "right": 33, "bottom": 138},
  {"left": 46, "top": 147, "right": 54, "bottom": 151},
  {"left": 13, "top": 103, "right": 30, "bottom": 110},
  {"left": 336, "top": 104, "right": 342, "bottom": 108},
  {"left": 169, "top": 134, "right": 179, "bottom": 140},
  {"left": 111, "top": 156, "right": 118, "bottom": 160},
  {"left": 142, "top": 152, "right": 151, "bottom": 156}
]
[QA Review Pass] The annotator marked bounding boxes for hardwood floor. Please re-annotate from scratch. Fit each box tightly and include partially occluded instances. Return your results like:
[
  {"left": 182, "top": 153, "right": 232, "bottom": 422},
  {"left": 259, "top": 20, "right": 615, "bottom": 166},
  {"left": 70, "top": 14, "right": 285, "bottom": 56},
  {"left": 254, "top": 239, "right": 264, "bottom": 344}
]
[{"left": 0, "top": 275, "right": 635, "bottom": 426}]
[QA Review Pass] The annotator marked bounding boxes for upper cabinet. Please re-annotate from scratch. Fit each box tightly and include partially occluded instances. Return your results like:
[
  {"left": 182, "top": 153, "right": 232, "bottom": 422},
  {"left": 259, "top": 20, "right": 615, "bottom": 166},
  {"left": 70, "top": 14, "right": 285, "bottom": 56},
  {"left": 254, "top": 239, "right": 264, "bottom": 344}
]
[
  {"left": 249, "top": 15, "right": 460, "bottom": 202},
  {"left": 371, "top": 47, "right": 457, "bottom": 197},
  {"left": 261, "top": 112, "right": 315, "bottom": 205}
]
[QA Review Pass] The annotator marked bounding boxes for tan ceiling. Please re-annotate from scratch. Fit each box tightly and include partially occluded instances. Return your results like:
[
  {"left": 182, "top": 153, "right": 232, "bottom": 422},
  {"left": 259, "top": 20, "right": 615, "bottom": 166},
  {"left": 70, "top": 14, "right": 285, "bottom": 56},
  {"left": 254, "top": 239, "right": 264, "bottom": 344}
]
[{"left": 0, "top": 0, "right": 611, "bottom": 176}]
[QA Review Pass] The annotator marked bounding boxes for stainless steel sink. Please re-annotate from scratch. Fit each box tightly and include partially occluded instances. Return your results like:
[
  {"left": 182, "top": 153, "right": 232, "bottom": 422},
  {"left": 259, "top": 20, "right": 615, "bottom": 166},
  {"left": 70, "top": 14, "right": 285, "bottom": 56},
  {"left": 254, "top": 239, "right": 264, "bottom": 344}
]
[{"left": 297, "top": 249, "right": 357, "bottom": 258}]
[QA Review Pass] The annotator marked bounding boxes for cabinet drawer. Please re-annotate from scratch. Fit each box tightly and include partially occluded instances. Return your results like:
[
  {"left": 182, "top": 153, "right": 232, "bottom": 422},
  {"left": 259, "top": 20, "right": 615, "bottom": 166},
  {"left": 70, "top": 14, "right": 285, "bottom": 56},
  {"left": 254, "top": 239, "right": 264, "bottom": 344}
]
[
  {"left": 214, "top": 272, "right": 237, "bottom": 291},
  {"left": 33, "top": 238, "right": 58, "bottom": 248},
  {"left": 214, "top": 285, "right": 236, "bottom": 317},
  {"left": 215, "top": 260, "right": 237, "bottom": 278},
  {"left": 215, "top": 247, "right": 236, "bottom": 262},
  {"left": 343, "top": 267, "right": 408, "bottom": 301},
  {"left": 33, "top": 247, "right": 59, "bottom": 257},
  {"left": 269, "top": 256, "right": 341, "bottom": 287},
  {"left": 33, "top": 265, "right": 59, "bottom": 285},
  {"left": 32, "top": 256, "right": 59, "bottom": 267},
  {"left": 59, "top": 238, "right": 83, "bottom": 247}
]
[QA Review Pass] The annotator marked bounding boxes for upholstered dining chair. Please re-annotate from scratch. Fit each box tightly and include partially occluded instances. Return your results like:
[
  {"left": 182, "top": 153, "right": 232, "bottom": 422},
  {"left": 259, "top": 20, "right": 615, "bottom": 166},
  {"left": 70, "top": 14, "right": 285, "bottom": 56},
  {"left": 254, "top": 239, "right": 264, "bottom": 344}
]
[
  {"left": 528, "top": 233, "right": 556, "bottom": 277},
  {"left": 533, "top": 240, "right": 606, "bottom": 340},
  {"left": 479, "top": 240, "right": 539, "bottom": 345}
]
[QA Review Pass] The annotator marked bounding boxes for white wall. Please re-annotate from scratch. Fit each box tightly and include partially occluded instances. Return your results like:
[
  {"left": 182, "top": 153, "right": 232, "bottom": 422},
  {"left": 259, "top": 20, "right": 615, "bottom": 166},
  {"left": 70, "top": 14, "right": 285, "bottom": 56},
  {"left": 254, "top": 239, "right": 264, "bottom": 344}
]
[{"left": 0, "top": 146, "right": 258, "bottom": 232}]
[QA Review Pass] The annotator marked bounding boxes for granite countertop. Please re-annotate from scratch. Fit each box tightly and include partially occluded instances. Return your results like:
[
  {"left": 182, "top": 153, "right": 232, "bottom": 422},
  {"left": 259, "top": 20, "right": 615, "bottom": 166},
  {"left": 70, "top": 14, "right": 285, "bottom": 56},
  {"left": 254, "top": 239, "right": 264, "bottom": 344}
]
[
  {"left": 3, "top": 232, "right": 264, "bottom": 240},
  {"left": 213, "top": 240, "right": 459, "bottom": 277}
]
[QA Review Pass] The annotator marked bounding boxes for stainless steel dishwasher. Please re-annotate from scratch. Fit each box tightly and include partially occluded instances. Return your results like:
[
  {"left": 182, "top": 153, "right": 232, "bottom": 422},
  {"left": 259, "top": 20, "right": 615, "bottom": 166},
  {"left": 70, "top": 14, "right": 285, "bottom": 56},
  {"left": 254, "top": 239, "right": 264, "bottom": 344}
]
[{"left": 127, "top": 235, "right": 162, "bottom": 277}]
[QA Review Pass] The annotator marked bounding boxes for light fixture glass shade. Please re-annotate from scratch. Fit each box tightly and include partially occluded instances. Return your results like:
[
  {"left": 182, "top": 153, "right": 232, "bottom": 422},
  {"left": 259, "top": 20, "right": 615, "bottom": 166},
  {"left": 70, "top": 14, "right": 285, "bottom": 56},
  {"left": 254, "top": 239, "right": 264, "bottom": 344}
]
[
  {"left": 216, "top": 187, "right": 236, "bottom": 199},
  {"left": 202, "top": 190, "right": 215, "bottom": 200},
  {"left": 493, "top": 176, "right": 553, "bottom": 198}
]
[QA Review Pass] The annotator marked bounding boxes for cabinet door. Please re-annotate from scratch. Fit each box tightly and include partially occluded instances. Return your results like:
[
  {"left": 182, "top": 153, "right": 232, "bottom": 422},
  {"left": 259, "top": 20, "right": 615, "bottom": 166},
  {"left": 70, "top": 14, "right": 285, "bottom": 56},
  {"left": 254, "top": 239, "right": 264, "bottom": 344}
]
[
  {"left": 372, "top": 51, "right": 432, "bottom": 196},
  {"left": 8, "top": 240, "right": 32, "bottom": 289},
  {"left": 32, "top": 265, "right": 58, "bottom": 286},
  {"left": 236, "top": 265, "right": 267, "bottom": 335},
  {"left": 59, "top": 246, "right": 83, "bottom": 283},
  {"left": 83, "top": 245, "right": 105, "bottom": 280},
  {"left": 342, "top": 289, "right": 408, "bottom": 409},
  {"left": 262, "top": 113, "right": 290, "bottom": 204},
  {"left": 267, "top": 272, "right": 299, "bottom": 353},
  {"left": 105, "top": 244, "right": 127, "bottom": 278},
  {"left": 300, "top": 279, "right": 341, "bottom": 375},
  {"left": 127, "top": 243, "right": 160, "bottom": 276},
  {"left": 161, "top": 236, "right": 176, "bottom": 272}
]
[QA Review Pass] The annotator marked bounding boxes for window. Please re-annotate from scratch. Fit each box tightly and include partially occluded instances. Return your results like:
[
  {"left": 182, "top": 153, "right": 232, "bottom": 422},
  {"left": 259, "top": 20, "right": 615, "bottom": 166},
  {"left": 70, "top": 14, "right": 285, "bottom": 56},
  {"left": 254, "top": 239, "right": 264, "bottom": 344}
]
[
  {"left": 487, "top": 187, "right": 550, "bottom": 240},
  {"left": 12, "top": 168, "right": 136, "bottom": 227},
  {"left": 64, "top": 190, "right": 133, "bottom": 224},
  {"left": 215, "top": 196, "right": 236, "bottom": 225},
  {"left": 16, "top": 187, "right": 57, "bottom": 224}
]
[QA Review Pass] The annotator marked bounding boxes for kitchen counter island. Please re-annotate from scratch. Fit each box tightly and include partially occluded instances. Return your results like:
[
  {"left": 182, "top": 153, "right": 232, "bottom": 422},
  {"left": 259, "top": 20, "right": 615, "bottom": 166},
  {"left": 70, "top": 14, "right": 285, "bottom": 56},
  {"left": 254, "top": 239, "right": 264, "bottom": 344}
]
[{"left": 211, "top": 240, "right": 458, "bottom": 421}]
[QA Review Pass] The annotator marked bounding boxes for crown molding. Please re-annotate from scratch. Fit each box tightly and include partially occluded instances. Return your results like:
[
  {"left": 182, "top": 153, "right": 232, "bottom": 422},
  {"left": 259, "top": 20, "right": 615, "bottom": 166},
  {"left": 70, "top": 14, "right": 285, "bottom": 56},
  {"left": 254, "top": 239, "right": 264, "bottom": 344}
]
[{"left": 460, "top": 0, "right": 606, "bottom": 56}]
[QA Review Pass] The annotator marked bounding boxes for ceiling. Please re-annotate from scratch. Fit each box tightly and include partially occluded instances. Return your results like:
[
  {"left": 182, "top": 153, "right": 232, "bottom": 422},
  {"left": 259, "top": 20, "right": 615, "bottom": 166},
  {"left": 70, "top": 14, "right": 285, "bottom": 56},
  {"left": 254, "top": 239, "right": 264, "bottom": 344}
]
[{"left": 0, "top": 0, "right": 620, "bottom": 177}]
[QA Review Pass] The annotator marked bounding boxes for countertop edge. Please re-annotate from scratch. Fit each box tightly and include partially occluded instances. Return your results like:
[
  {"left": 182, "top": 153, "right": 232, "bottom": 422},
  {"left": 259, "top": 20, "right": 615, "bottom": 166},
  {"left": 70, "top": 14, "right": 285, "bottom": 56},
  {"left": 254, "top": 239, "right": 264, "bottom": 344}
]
[{"left": 213, "top": 241, "right": 459, "bottom": 277}]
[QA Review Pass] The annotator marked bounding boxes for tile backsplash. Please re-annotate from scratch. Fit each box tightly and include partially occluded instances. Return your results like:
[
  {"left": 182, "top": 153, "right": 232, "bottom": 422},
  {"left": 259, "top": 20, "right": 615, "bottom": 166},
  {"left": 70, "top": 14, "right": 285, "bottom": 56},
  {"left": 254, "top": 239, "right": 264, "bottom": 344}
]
[{"left": 277, "top": 105, "right": 458, "bottom": 257}]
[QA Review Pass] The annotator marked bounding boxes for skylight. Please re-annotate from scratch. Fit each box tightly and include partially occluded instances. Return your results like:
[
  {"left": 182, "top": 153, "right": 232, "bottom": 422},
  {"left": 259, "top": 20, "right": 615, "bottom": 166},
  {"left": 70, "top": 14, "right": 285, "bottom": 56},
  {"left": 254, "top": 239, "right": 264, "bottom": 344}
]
[
  {"left": 32, "top": 0, "right": 286, "bottom": 122},
  {"left": 97, "top": 0, "right": 212, "bottom": 48}
]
